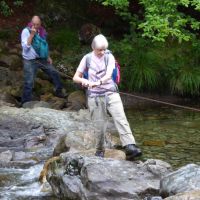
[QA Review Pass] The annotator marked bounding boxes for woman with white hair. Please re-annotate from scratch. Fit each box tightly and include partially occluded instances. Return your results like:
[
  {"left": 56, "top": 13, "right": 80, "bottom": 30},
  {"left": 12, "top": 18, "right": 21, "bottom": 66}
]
[{"left": 73, "top": 34, "right": 142, "bottom": 159}]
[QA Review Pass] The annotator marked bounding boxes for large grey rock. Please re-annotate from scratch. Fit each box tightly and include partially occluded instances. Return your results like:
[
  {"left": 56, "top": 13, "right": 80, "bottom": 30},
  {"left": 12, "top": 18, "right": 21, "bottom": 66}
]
[
  {"left": 47, "top": 153, "right": 172, "bottom": 200},
  {"left": 0, "top": 106, "right": 116, "bottom": 167},
  {"left": 0, "top": 150, "right": 13, "bottom": 162},
  {"left": 164, "top": 190, "right": 200, "bottom": 200},
  {"left": 0, "top": 92, "right": 18, "bottom": 107},
  {"left": 22, "top": 101, "right": 51, "bottom": 109},
  {"left": 160, "top": 164, "right": 200, "bottom": 198}
]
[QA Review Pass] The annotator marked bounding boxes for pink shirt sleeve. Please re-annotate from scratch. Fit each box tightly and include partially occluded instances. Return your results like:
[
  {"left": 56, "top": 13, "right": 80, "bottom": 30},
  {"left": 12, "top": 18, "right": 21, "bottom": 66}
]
[{"left": 77, "top": 55, "right": 87, "bottom": 73}]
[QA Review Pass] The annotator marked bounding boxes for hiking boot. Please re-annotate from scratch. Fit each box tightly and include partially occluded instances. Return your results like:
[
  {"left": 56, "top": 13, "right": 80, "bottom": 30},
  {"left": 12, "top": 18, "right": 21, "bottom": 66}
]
[
  {"left": 54, "top": 89, "right": 68, "bottom": 98},
  {"left": 124, "top": 144, "right": 142, "bottom": 158},
  {"left": 95, "top": 150, "right": 105, "bottom": 158}
]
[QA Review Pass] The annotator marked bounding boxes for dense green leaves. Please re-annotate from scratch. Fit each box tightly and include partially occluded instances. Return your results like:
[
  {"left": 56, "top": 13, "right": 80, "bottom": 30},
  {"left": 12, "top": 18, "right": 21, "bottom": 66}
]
[
  {"left": 95, "top": 0, "right": 200, "bottom": 42},
  {"left": 0, "top": 0, "right": 23, "bottom": 16}
]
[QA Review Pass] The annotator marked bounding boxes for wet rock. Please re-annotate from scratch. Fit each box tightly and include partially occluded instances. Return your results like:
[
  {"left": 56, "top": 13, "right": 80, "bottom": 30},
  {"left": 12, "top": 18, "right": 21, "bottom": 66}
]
[
  {"left": 24, "top": 135, "right": 47, "bottom": 149},
  {"left": 53, "top": 128, "right": 116, "bottom": 157},
  {"left": 60, "top": 149, "right": 126, "bottom": 160},
  {"left": 142, "top": 159, "right": 172, "bottom": 178},
  {"left": 13, "top": 151, "right": 26, "bottom": 161},
  {"left": 39, "top": 156, "right": 61, "bottom": 183},
  {"left": 47, "top": 153, "right": 172, "bottom": 200},
  {"left": 160, "top": 164, "right": 200, "bottom": 198},
  {"left": 164, "top": 189, "right": 200, "bottom": 200},
  {"left": 0, "top": 54, "right": 22, "bottom": 70},
  {"left": 40, "top": 93, "right": 66, "bottom": 110},
  {"left": 22, "top": 101, "right": 51, "bottom": 109},
  {"left": 0, "top": 92, "right": 18, "bottom": 107},
  {"left": 104, "top": 149, "right": 126, "bottom": 160},
  {"left": 53, "top": 134, "right": 70, "bottom": 156},
  {"left": 66, "top": 90, "right": 86, "bottom": 111},
  {"left": 0, "top": 150, "right": 13, "bottom": 162},
  {"left": 0, "top": 67, "right": 23, "bottom": 94},
  {"left": 35, "top": 78, "right": 53, "bottom": 94}
]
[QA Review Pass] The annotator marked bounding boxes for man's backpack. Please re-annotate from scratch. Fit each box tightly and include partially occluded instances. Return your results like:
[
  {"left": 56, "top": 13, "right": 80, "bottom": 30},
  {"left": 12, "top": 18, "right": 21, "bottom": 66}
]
[
  {"left": 83, "top": 51, "right": 120, "bottom": 84},
  {"left": 27, "top": 28, "right": 49, "bottom": 59}
]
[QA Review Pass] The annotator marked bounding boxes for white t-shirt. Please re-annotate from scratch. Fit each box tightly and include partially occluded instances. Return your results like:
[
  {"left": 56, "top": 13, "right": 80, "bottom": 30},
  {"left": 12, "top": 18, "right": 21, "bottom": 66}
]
[
  {"left": 77, "top": 51, "right": 116, "bottom": 96},
  {"left": 21, "top": 28, "right": 39, "bottom": 60}
]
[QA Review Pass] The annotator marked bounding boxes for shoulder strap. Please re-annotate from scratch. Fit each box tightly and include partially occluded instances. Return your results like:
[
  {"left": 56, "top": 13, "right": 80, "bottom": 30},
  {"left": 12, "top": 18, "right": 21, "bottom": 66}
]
[
  {"left": 104, "top": 50, "right": 111, "bottom": 69},
  {"left": 86, "top": 52, "right": 92, "bottom": 69},
  {"left": 86, "top": 51, "right": 111, "bottom": 72}
]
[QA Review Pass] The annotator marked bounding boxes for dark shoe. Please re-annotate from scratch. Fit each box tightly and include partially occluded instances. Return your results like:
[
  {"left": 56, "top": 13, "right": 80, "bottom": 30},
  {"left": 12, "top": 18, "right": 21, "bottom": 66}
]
[
  {"left": 125, "top": 144, "right": 142, "bottom": 158},
  {"left": 95, "top": 150, "right": 105, "bottom": 158}
]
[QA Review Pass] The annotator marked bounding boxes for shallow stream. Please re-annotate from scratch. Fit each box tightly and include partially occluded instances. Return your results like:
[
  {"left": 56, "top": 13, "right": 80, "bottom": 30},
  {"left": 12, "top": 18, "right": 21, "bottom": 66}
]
[{"left": 127, "top": 105, "right": 200, "bottom": 168}]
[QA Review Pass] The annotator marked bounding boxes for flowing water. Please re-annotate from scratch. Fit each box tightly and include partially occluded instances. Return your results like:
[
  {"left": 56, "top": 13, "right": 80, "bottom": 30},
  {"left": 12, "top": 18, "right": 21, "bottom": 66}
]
[
  {"left": 0, "top": 164, "right": 56, "bottom": 200},
  {"left": 0, "top": 106, "right": 199, "bottom": 199}
]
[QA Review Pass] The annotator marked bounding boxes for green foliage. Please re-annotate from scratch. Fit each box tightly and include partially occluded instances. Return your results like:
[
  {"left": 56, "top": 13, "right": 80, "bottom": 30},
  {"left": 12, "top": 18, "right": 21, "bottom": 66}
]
[
  {"left": 110, "top": 34, "right": 200, "bottom": 96},
  {"left": 110, "top": 35, "right": 159, "bottom": 92},
  {"left": 0, "top": 0, "right": 23, "bottom": 16},
  {"left": 0, "top": 1, "right": 12, "bottom": 16},
  {"left": 167, "top": 41, "right": 200, "bottom": 95},
  {"left": 95, "top": 0, "right": 200, "bottom": 42},
  {"left": 48, "top": 27, "right": 91, "bottom": 77},
  {"left": 49, "top": 28, "right": 80, "bottom": 52},
  {"left": 13, "top": 1, "right": 23, "bottom": 7},
  {"left": 170, "top": 67, "right": 200, "bottom": 95},
  {"left": 37, "top": 0, "right": 90, "bottom": 27}
]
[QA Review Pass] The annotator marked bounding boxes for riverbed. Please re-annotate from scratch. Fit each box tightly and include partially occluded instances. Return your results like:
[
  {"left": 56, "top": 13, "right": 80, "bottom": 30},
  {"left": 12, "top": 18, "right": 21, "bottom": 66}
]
[{"left": 127, "top": 105, "right": 200, "bottom": 169}]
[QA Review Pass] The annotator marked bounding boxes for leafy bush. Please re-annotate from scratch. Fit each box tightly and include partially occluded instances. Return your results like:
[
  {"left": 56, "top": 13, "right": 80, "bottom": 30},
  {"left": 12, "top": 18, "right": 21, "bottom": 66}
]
[
  {"left": 110, "top": 34, "right": 200, "bottom": 96},
  {"left": 110, "top": 35, "right": 160, "bottom": 92},
  {"left": 0, "top": 0, "right": 23, "bottom": 16},
  {"left": 49, "top": 28, "right": 80, "bottom": 52}
]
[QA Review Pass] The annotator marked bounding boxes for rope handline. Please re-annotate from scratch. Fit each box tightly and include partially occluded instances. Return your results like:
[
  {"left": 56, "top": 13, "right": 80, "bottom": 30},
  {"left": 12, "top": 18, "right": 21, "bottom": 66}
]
[{"left": 34, "top": 60, "right": 200, "bottom": 113}]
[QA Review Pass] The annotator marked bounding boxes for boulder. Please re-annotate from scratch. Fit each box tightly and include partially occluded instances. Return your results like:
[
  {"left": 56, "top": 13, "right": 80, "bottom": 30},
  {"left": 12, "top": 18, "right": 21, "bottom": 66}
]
[
  {"left": 0, "top": 92, "right": 18, "bottom": 107},
  {"left": 67, "top": 90, "right": 86, "bottom": 111},
  {"left": 22, "top": 101, "right": 51, "bottom": 109},
  {"left": 160, "top": 164, "right": 200, "bottom": 198},
  {"left": 53, "top": 127, "right": 119, "bottom": 157},
  {"left": 0, "top": 66, "right": 23, "bottom": 88},
  {"left": 0, "top": 54, "right": 22, "bottom": 70},
  {"left": 40, "top": 93, "right": 66, "bottom": 110},
  {"left": 46, "top": 153, "right": 172, "bottom": 200},
  {"left": 164, "top": 190, "right": 200, "bottom": 200},
  {"left": 0, "top": 150, "right": 13, "bottom": 162}
]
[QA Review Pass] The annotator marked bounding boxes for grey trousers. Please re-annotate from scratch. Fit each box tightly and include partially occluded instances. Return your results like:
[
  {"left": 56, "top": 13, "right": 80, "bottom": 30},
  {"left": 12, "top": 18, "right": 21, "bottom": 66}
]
[{"left": 88, "top": 93, "right": 136, "bottom": 151}]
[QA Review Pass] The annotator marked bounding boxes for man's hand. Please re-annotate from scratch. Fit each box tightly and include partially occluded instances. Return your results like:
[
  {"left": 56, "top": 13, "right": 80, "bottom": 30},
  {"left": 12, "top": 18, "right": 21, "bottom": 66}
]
[
  {"left": 27, "top": 26, "right": 36, "bottom": 46},
  {"left": 30, "top": 26, "right": 37, "bottom": 36}
]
